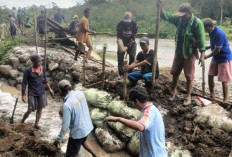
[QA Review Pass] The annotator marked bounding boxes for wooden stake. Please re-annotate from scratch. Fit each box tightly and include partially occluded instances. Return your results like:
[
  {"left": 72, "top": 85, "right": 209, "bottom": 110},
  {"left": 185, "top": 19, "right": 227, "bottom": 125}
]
[
  {"left": 44, "top": 9, "right": 48, "bottom": 70},
  {"left": 33, "top": 7, "right": 38, "bottom": 54},
  {"left": 83, "top": 48, "right": 86, "bottom": 87},
  {"left": 101, "top": 46, "right": 107, "bottom": 89},
  {"left": 151, "top": 0, "right": 161, "bottom": 91},
  {"left": 123, "top": 54, "right": 128, "bottom": 100},
  {"left": 10, "top": 98, "right": 18, "bottom": 124},
  {"left": 202, "top": 65, "right": 205, "bottom": 96}
]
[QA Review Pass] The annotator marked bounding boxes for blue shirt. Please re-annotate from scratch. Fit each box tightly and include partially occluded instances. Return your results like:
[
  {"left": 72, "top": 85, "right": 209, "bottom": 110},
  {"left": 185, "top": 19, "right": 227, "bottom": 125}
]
[
  {"left": 22, "top": 66, "right": 47, "bottom": 96},
  {"left": 138, "top": 104, "right": 167, "bottom": 157},
  {"left": 54, "top": 13, "right": 64, "bottom": 24},
  {"left": 210, "top": 26, "right": 232, "bottom": 63},
  {"left": 57, "top": 90, "right": 93, "bottom": 140}
]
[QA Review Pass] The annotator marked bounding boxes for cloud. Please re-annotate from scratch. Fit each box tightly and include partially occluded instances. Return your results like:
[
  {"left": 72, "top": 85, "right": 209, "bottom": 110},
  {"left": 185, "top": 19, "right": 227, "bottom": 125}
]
[{"left": 0, "top": 0, "right": 84, "bottom": 9}]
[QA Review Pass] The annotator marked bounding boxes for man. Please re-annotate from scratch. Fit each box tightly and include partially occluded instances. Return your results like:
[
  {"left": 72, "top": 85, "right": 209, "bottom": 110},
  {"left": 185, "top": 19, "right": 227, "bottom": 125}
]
[
  {"left": 9, "top": 14, "right": 17, "bottom": 40},
  {"left": 37, "top": 9, "right": 46, "bottom": 40},
  {"left": 54, "top": 8, "right": 65, "bottom": 25},
  {"left": 76, "top": 8, "right": 96, "bottom": 62},
  {"left": 12, "top": 7, "right": 18, "bottom": 24},
  {"left": 24, "top": 16, "right": 34, "bottom": 28},
  {"left": 69, "top": 15, "right": 79, "bottom": 36},
  {"left": 17, "top": 8, "right": 24, "bottom": 33},
  {"left": 21, "top": 55, "right": 54, "bottom": 129},
  {"left": 124, "top": 37, "right": 159, "bottom": 87},
  {"left": 105, "top": 86, "right": 167, "bottom": 157},
  {"left": 159, "top": 2, "right": 206, "bottom": 105},
  {"left": 203, "top": 18, "right": 232, "bottom": 103},
  {"left": 117, "top": 12, "right": 138, "bottom": 76},
  {"left": 54, "top": 80, "right": 96, "bottom": 157}
]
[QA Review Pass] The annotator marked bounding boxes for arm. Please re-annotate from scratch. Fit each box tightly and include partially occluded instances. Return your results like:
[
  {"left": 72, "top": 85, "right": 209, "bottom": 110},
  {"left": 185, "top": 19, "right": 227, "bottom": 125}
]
[
  {"left": 82, "top": 18, "right": 96, "bottom": 34},
  {"left": 57, "top": 105, "right": 71, "bottom": 141},
  {"left": 205, "top": 47, "right": 221, "bottom": 59},
  {"left": 22, "top": 69, "right": 28, "bottom": 102},
  {"left": 123, "top": 60, "right": 147, "bottom": 71},
  {"left": 43, "top": 68, "right": 54, "bottom": 97}
]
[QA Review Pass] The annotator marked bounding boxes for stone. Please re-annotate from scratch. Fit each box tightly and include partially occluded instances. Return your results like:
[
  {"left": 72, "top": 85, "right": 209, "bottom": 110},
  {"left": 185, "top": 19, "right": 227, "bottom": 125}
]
[
  {"left": 25, "top": 59, "right": 32, "bottom": 67},
  {"left": 72, "top": 71, "right": 80, "bottom": 81},
  {"left": 0, "top": 65, "right": 13, "bottom": 77},
  {"left": 9, "top": 70, "right": 19, "bottom": 79},
  {"left": 16, "top": 84, "right": 22, "bottom": 91},
  {"left": 90, "top": 108, "right": 108, "bottom": 127},
  {"left": 18, "top": 54, "right": 30, "bottom": 63},
  {"left": 71, "top": 63, "right": 79, "bottom": 71},
  {"left": 166, "top": 142, "right": 191, "bottom": 157},
  {"left": 55, "top": 72, "right": 65, "bottom": 81},
  {"left": 8, "top": 79, "right": 17, "bottom": 87},
  {"left": 95, "top": 128, "right": 126, "bottom": 152},
  {"left": 65, "top": 74, "right": 73, "bottom": 82},
  {"left": 8, "top": 57, "right": 19, "bottom": 69},
  {"left": 59, "top": 62, "right": 67, "bottom": 72},
  {"left": 48, "top": 62, "right": 59, "bottom": 72},
  {"left": 127, "top": 132, "right": 139, "bottom": 157},
  {"left": 16, "top": 76, "right": 23, "bottom": 84}
]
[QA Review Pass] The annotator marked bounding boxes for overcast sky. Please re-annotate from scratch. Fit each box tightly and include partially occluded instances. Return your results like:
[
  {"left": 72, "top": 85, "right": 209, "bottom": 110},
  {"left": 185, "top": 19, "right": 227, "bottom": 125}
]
[{"left": 0, "top": 0, "right": 84, "bottom": 9}]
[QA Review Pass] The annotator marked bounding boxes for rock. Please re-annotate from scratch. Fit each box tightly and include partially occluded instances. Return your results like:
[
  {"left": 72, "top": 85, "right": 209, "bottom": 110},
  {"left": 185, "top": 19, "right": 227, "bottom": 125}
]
[
  {"left": 65, "top": 74, "right": 73, "bottom": 82},
  {"left": 8, "top": 57, "right": 19, "bottom": 69},
  {"left": 72, "top": 71, "right": 80, "bottom": 81},
  {"left": 194, "top": 105, "right": 232, "bottom": 133},
  {"left": 54, "top": 72, "right": 65, "bottom": 81},
  {"left": 167, "top": 142, "right": 192, "bottom": 157},
  {"left": 18, "top": 54, "right": 30, "bottom": 63},
  {"left": 84, "top": 88, "right": 112, "bottom": 109},
  {"left": 9, "top": 70, "right": 19, "bottom": 79},
  {"left": 16, "top": 76, "right": 23, "bottom": 84},
  {"left": 108, "top": 100, "right": 141, "bottom": 120},
  {"left": 127, "top": 132, "right": 139, "bottom": 157},
  {"left": 59, "top": 62, "right": 67, "bottom": 72},
  {"left": 90, "top": 108, "right": 108, "bottom": 127},
  {"left": 8, "top": 79, "right": 17, "bottom": 87},
  {"left": 25, "top": 59, "right": 32, "bottom": 67},
  {"left": 48, "top": 62, "right": 59, "bottom": 72},
  {"left": 0, "top": 65, "right": 13, "bottom": 77},
  {"left": 17, "top": 66, "right": 26, "bottom": 73},
  {"left": 107, "top": 121, "right": 136, "bottom": 142},
  {"left": 71, "top": 63, "right": 79, "bottom": 71},
  {"left": 16, "top": 84, "right": 22, "bottom": 91},
  {"left": 95, "top": 128, "right": 126, "bottom": 152}
]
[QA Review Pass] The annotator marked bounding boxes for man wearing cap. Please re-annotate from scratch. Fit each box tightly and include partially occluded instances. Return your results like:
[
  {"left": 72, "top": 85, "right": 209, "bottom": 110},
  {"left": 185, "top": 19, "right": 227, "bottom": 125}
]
[
  {"left": 69, "top": 15, "right": 79, "bottom": 36},
  {"left": 54, "top": 80, "right": 96, "bottom": 157},
  {"left": 76, "top": 8, "right": 96, "bottom": 62},
  {"left": 124, "top": 37, "right": 159, "bottom": 87},
  {"left": 203, "top": 18, "right": 232, "bottom": 103},
  {"left": 21, "top": 55, "right": 54, "bottom": 129},
  {"left": 159, "top": 2, "right": 206, "bottom": 105},
  {"left": 117, "top": 11, "right": 138, "bottom": 76}
]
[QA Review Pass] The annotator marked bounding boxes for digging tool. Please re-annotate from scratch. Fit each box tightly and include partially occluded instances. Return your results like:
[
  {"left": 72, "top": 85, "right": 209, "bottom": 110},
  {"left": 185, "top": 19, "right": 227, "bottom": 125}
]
[
  {"left": 44, "top": 9, "right": 48, "bottom": 70},
  {"left": 102, "top": 45, "right": 107, "bottom": 89},
  {"left": 123, "top": 53, "right": 128, "bottom": 100},
  {"left": 151, "top": 0, "right": 161, "bottom": 91},
  {"left": 10, "top": 97, "right": 19, "bottom": 124}
]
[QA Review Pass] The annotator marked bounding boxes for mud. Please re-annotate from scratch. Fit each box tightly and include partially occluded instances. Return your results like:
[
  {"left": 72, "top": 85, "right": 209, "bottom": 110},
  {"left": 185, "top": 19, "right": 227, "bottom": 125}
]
[{"left": 0, "top": 121, "right": 63, "bottom": 157}]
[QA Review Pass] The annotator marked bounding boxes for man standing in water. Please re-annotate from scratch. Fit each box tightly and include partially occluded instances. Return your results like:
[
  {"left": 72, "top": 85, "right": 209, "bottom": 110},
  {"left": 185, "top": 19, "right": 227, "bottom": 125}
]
[
  {"left": 21, "top": 55, "right": 54, "bottom": 129},
  {"left": 159, "top": 2, "right": 206, "bottom": 105}
]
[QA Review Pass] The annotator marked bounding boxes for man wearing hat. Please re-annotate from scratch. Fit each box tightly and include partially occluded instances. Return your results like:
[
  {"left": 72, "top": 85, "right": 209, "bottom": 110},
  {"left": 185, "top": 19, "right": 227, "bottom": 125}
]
[
  {"left": 54, "top": 80, "right": 96, "bottom": 157},
  {"left": 203, "top": 18, "right": 232, "bottom": 103},
  {"left": 21, "top": 55, "right": 54, "bottom": 129},
  {"left": 69, "top": 15, "right": 79, "bottom": 36},
  {"left": 117, "top": 11, "right": 138, "bottom": 76},
  {"left": 159, "top": 2, "right": 206, "bottom": 105},
  {"left": 123, "top": 37, "right": 159, "bottom": 87}
]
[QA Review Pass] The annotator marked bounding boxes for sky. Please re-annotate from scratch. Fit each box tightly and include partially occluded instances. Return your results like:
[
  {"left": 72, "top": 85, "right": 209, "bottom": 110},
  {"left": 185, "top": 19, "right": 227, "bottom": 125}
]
[{"left": 0, "top": 0, "right": 84, "bottom": 9}]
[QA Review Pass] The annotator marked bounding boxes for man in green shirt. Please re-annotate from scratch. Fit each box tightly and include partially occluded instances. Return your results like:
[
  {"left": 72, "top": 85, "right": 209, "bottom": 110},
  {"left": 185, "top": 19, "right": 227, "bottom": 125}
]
[
  {"left": 159, "top": 2, "right": 206, "bottom": 105},
  {"left": 17, "top": 8, "right": 24, "bottom": 33}
]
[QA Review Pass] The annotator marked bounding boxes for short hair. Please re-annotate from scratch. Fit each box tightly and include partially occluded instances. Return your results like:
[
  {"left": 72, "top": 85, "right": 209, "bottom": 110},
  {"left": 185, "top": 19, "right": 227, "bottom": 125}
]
[
  {"left": 202, "top": 18, "right": 217, "bottom": 28},
  {"left": 129, "top": 86, "right": 149, "bottom": 103},
  {"left": 59, "top": 85, "right": 72, "bottom": 94},
  {"left": 84, "top": 8, "right": 90, "bottom": 14}
]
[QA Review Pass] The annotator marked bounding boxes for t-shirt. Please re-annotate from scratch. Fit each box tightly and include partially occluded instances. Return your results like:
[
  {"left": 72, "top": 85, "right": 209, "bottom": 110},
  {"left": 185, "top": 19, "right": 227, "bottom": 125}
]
[
  {"left": 37, "top": 14, "right": 46, "bottom": 30},
  {"left": 210, "top": 26, "right": 232, "bottom": 63},
  {"left": 9, "top": 17, "right": 16, "bottom": 27},
  {"left": 12, "top": 10, "right": 17, "bottom": 20},
  {"left": 138, "top": 104, "right": 167, "bottom": 157},
  {"left": 77, "top": 16, "right": 89, "bottom": 43},
  {"left": 54, "top": 13, "right": 64, "bottom": 24},
  {"left": 17, "top": 12, "right": 24, "bottom": 24},
  {"left": 69, "top": 19, "right": 78, "bottom": 30}
]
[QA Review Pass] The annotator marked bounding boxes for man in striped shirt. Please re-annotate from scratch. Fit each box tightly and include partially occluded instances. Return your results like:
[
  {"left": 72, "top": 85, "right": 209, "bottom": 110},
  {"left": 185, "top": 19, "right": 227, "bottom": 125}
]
[{"left": 105, "top": 86, "right": 167, "bottom": 157}]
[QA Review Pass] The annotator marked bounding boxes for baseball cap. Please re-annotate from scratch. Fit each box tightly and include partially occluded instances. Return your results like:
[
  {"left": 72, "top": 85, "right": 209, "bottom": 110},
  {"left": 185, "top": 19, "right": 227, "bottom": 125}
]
[
  {"left": 139, "top": 37, "right": 149, "bottom": 44},
  {"left": 202, "top": 18, "right": 217, "bottom": 27},
  {"left": 30, "top": 55, "right": 42, "bottom": 63},
  {"left": 175, "top": 3, "right": 191, "bottom": 17},
  {"left": 73, "top": 15, "right": 78, "bottom": 19},
  {"left": 58, "top": 80, "right": 72, "bottom": 90}
]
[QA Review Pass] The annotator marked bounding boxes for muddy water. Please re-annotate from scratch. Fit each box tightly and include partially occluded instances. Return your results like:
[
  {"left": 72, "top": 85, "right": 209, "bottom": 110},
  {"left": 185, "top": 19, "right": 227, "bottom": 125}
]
[{"left": 0, "top": 82, "right": 131, "bottom": 157}]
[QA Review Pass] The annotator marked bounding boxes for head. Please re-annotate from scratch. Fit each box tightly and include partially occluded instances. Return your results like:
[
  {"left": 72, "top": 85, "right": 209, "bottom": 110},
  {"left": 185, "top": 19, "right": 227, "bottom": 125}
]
[
  {"left": 73, "top": 15, "right": 78, "bottom": 20},
  {"left": 8, "top": 14, "right": 13, "bottom": 18},
  {"left": 84, "top": 8, "right": 90, "bottom": 18},
  {"left": 139, "top": 37, "right": 149, "bottom": 52},
  {"left": 176, "top": 3, "right": 192, "bottom": 22},
  {"left": 123, "top": 11, "right": 132, "bottom": 23},
  {"left": 12, "top": 7, "right": 16, "bottom": 10},
  {"left": 202, "top": 18, "right": 216, "bottom": 33},
  {"left": 58, "top": 8, "right": 62, "bottom": 14},
  {"left": 41, "top": 9, "right": 45, "bottom": 14},
  {"left": 30, "top": 55, "right": 42, "bottom": 68},
  {"left": 129, "top": 86, "right": 150, "bottom": 110},
  {"left": 58, "top": 80, "right": 72, "bottom": 97}
]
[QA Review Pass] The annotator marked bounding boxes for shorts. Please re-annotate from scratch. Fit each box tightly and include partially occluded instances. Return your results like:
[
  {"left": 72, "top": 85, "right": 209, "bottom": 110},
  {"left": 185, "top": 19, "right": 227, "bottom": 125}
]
[
  {"left": 28, "top": 93, "right": 47, "bottom": 112},
  {"left": 10, "top": 26, "right": 16, "bottom": 36},
  {"left": 66, "top": 136, "right": 88, "bottom": 157},
  {"left": 171, "top": 52, "right": 196, "bottom": 80},
  {"left": 208, "top": 60, "right": 232, "bottom": 82}
]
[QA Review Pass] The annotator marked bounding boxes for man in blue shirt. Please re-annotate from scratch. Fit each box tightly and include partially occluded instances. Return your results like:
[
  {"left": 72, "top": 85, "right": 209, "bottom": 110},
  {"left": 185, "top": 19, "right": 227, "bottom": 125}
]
[
  {"left": 21, "top": 55, "right": 54, "bottom": 129},
  {"left": 105, "top": 86, "right": 167, "bottom": 157},
  {"left": 54, "top": 80, "right": 96, "bottom": 157},
  {"left": 54, "top": 8, "right": 65, "bottom": 25},
  {"left": 203, "top": 18, "right": 232, "bottom": 103}
]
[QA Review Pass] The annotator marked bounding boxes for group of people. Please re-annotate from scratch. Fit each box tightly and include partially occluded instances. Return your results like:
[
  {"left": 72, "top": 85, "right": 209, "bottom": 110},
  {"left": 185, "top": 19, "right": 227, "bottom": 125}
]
[{"left": 18, "top": 2, "right": 232, "bottom": 157}]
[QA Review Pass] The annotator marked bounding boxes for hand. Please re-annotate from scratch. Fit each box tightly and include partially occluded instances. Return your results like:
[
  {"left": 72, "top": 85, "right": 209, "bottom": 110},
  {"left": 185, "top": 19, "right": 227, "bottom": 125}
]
[
  {"left": 22, "top": 94, "right": 27, "bottom": 103},
  {"left": 54, "top": 139, "right": 61, "bottom": 150},
  {"left": 92, "top": 31, "right": 96, "bottom": 35},
  {"left": 199, "top": 52, "right": 205, "bottom": 66},
  {"left": 49, "top": 88, "right": 55, "bottom": 98},
  {"left": 104, "top": 116, "right": 119, "bottom": 122},
  {"left": 123, "top": 65, "right": 131, "bottom": 71}
]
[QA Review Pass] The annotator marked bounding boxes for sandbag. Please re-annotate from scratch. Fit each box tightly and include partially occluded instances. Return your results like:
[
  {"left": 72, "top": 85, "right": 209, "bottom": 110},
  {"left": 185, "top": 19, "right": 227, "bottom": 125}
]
[
  {"left": 95, "top": 128, "right": 126, "bottom": 152},
  {"left": 167, "top": 142, "right": 191, "bottom": 157},
  {"left": 90, "top": 108, "right": 108, "bottom": 127},
  {"left": 193, "top": 105, "right": 232, "bottom": 133},
  {"left": 108, "top": 100, "right": 141, "bottom": 120},
  {"left": 107, "top": 121, "right": 136, "bottom": 142},
  {"left": 84, "top": 88, "right": 112, "bottom": 109},
  {"left": 127, "top": 132, "right": 139, "bottom": 157}
]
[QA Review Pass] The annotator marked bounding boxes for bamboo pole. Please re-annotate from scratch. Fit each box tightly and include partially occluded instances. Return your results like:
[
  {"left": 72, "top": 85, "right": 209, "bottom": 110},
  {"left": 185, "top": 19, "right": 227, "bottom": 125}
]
[
  {"left": 202, "top": 65, "right": 205, "bottom": 96},
  {"left": 123, "top": 54, "right": 128, "bottom": 100},
  {"left": 101, "top": 46, "right": 107, "bottom": 89},
  {"left": 44, "top": 9, "right": 48, "bottom": 70},
  {"left": 33, "top": 7, "right": 38, "bottom": 54},
  {"left": 151, "top": 0, "right": 161, "bottom": 91},
  {"left": 83, "top": 47, "right": 86, "bottom": 87},
  {"left": 10, "top": 97, "right": 18, "bottom": 124}
]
